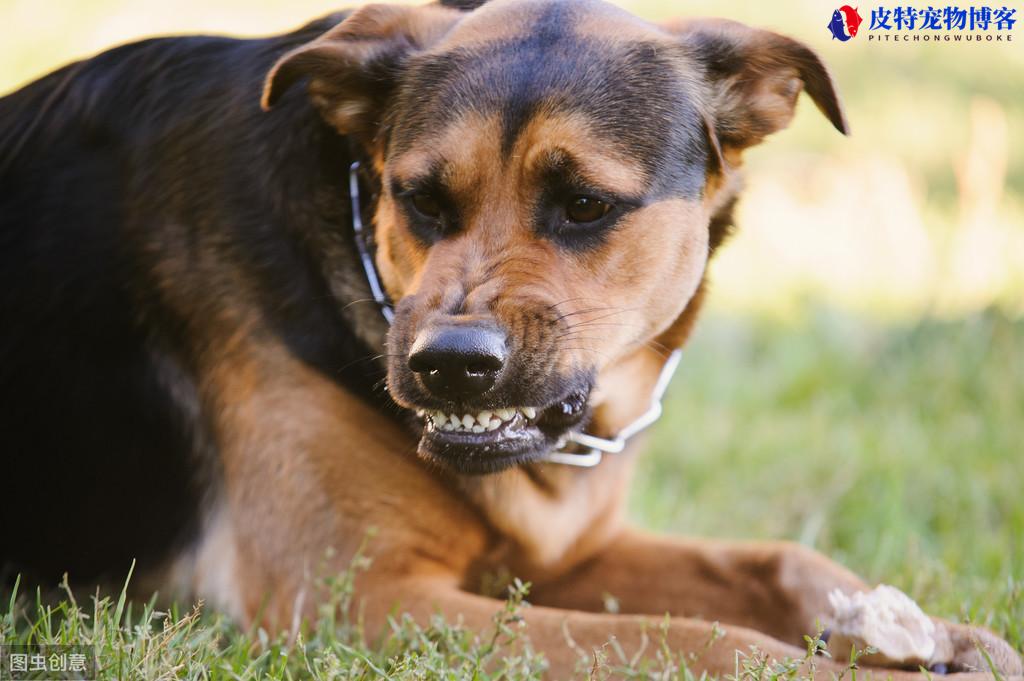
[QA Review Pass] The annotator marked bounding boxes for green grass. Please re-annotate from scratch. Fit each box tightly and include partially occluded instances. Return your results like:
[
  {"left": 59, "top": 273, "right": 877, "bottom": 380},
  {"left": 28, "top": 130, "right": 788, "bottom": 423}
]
[{"left": 3, "top": 307, "right": 1022, "bottom": 678}]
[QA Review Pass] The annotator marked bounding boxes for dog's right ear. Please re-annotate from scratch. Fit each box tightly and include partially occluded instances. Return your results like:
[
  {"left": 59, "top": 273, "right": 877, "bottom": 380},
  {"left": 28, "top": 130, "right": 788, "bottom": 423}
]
[{"left": 261, "top": 4, "right": 462, "bottom": 136}]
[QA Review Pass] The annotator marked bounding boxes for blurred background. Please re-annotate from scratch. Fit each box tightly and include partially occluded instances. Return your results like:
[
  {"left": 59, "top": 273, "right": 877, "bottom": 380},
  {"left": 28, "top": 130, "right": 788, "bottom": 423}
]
[{"left": 2, "top": 0, "right": 1021, "bottom": 641}]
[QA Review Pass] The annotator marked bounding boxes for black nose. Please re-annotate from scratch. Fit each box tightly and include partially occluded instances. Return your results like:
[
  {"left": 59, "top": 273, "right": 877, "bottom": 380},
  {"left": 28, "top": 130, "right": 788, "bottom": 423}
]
[{"left": 408, "top": 324, "right": 507, "bottom": 398}]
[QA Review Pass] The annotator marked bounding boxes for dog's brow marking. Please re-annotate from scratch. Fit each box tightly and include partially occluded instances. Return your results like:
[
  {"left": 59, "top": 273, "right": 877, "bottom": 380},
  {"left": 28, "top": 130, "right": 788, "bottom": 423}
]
[
  {"left": 516, "top": 112, "right": 649, "bottom": 197},
  {"left": 390, "top": 112, "right": 504, "bottom": 206}
]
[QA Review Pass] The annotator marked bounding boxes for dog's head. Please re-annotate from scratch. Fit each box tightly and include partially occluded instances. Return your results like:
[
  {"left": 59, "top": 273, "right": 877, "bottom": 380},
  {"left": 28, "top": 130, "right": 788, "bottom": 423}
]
[{"left": 263, "top": 0, "right": 846, "bottom": 474}]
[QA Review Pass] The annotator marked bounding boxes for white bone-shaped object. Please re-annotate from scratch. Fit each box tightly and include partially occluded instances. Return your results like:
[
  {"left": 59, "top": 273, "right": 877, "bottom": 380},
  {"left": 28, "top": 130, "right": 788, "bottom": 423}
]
[{"left": 827, "top": 585, "right": 937, "bottom": 664}]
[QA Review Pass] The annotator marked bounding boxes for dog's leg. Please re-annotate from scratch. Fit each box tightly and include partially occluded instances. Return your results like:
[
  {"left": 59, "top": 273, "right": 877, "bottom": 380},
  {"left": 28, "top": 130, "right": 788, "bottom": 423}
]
[
  {"left": 362, "top": 577, "right": 820, "bottom": 678},
  {"left": 529, "top": 530, "right": 862, "bottom": 642},
  {"left": 526, "top": 529, "right": 1023, "bottom": 676},
  {"left": 361, "top": 578, "right": 1011, "bottom": 680}
]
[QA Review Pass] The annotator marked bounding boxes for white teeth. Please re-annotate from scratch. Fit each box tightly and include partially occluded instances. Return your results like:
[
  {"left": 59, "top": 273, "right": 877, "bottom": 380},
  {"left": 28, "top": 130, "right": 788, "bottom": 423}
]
[
  {"left": 416, "top": 409, "right": 426, "bottom": 417},
  {"left": 424, "top": 406, "right": 540, "bottom": 433}
]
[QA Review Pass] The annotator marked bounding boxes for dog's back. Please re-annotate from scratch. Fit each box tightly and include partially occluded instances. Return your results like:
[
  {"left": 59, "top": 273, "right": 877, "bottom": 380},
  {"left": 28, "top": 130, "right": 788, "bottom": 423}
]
[{"left": 0, "top": 15, "right": 363, "bottom": 585}]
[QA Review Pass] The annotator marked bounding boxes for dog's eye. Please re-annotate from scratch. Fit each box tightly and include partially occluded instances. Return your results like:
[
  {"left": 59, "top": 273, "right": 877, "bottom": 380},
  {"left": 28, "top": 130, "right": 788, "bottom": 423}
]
[
  {"left": 410, "top": 192, "right": 442, "bottom": 219},
  {"left": 566, "top": 196, "right": 612, "bottom": 224}
]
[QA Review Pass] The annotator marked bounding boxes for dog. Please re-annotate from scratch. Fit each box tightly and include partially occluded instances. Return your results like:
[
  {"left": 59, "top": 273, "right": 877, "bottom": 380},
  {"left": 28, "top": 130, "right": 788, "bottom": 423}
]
[{"left": 1, "top": 0, "right": 1021, "bottom": 677}]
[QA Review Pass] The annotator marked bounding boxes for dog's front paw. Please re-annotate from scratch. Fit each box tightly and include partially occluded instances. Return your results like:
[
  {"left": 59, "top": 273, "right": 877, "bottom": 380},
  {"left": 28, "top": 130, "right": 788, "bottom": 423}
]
[
  {"left": 823, "top": 585, "right": 1022, "bottom": 677},
  {"left": 930, "top": 620, "right": 1023, "bottom": 676}
]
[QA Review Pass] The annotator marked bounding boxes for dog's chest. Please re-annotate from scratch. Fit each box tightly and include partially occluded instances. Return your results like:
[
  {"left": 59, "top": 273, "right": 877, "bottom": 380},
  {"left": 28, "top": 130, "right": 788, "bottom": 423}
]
[{"left": 460, "top": 456, "right": 635, "bottom": 575}]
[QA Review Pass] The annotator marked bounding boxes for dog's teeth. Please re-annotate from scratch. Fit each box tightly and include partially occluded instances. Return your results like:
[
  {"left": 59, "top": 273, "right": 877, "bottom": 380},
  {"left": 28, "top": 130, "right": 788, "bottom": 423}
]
[
  {"left": 416, "top": 409, "right": 426, "bottom": 417},
  {"left": 432, "top": 407, "right": 543, "bottom": 433}
]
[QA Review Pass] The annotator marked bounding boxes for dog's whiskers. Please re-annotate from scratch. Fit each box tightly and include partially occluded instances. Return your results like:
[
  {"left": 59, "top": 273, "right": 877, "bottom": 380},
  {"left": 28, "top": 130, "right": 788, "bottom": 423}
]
[
  {"left": 545, "top": 296, "right": 607, "bottom": 311},
  {"left": 554, "top": 335, "right": 604, "bottom": 345},
  {"left": 341, "top": 297, "right": 382, "bottom": 312},
  {"left": 552, "top": 306, "right": 622, "bottom": 324},
  {"left": 556, "top": 321, "right": 642, "bottom": 338},
  {"left": 558, "top": 346, "right": 613, "bottom": 362}
]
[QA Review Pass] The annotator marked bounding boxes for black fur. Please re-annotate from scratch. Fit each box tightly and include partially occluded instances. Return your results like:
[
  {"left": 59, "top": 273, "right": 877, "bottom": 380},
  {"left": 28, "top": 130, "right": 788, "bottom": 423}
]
[{"left": 0, "top": 14, "right": 396, "bottom": 586}]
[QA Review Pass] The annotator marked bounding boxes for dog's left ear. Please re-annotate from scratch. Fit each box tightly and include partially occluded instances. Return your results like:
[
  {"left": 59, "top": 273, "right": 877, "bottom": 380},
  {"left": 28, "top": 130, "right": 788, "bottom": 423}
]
[
  {"left": 261, "top": 4, "right": 462, "bottom": 137},
  {"left": 668, "top": 18, "right": 848, "bottom": 154}
]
